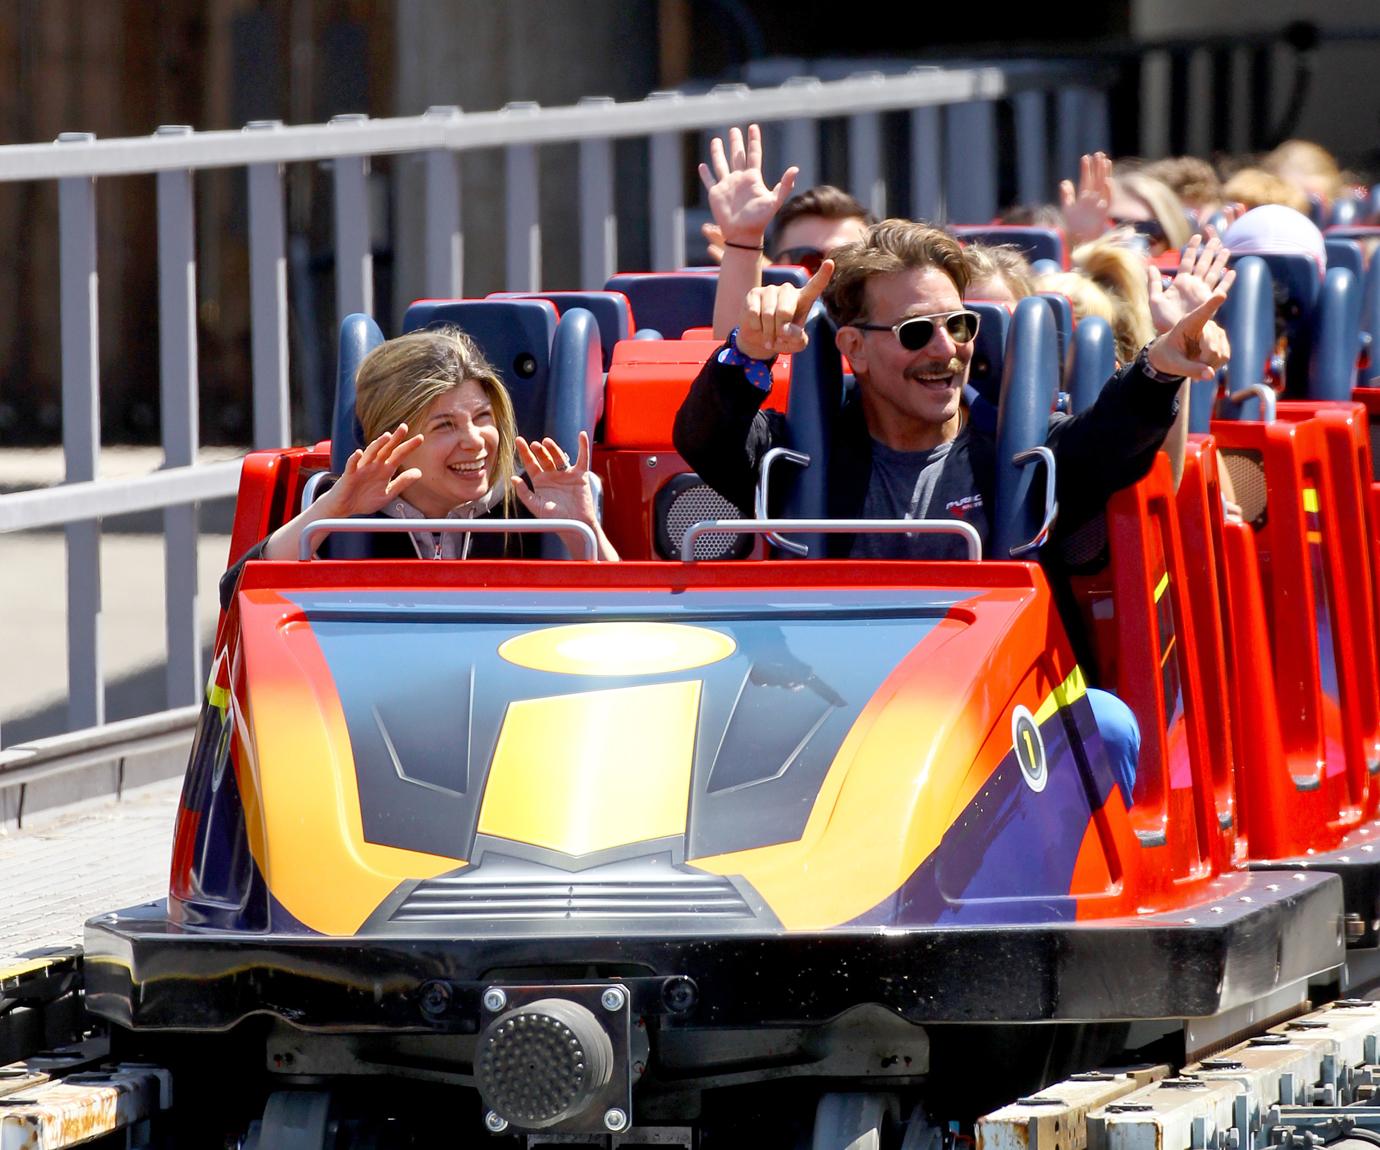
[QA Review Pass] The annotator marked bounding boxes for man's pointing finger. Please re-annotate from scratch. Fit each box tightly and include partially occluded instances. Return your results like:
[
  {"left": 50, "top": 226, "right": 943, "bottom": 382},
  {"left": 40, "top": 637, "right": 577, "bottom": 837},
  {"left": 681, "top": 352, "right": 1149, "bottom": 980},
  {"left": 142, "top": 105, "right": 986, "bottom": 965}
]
[{"left": 794, "top": 258, "right": 835, "bottom": 321}]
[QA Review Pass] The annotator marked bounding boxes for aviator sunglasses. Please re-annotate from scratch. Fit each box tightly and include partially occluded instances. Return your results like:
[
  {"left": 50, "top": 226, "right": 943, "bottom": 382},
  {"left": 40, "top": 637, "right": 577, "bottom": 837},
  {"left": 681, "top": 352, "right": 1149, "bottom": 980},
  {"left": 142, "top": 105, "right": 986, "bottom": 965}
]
[{"left": 848, "top": 309, "right": 981, "bottom": 351}]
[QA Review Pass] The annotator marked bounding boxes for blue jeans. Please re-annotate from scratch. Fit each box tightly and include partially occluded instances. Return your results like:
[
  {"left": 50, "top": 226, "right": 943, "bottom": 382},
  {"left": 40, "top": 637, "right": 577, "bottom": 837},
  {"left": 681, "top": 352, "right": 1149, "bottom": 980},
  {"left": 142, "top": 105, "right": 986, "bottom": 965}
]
[{"left": 1087, "top": 688, "right": 1140, "bottom": 806}]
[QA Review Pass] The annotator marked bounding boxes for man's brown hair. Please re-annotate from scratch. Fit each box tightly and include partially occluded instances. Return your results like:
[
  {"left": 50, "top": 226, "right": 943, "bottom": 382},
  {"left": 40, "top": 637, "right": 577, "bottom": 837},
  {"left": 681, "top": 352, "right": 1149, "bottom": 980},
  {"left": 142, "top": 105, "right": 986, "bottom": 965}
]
[
  {"left": 823, "top": 219, "right": 970, "bottom": 327},
  {"left": 770, "top": 185, "right": 871, "bottom": 253}
]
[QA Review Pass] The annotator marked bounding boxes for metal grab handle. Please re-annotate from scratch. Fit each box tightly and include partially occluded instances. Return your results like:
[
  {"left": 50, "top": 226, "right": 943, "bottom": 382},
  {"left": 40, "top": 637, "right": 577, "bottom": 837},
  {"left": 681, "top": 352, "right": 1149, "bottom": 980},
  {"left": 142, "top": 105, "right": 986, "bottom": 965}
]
[
  {"left": 1008, "top": 446, "right": 1058, "bottom": 558},
  {"left": 299, "top": 470, "right": 337, "bottom": 514},
  {"left": 299, "top": 518, "right": 599, "bottom": 561},
  {"left": 1227, "top": 383, "right": 1277, "bottom": 423},
  {"left": 754, "top": 447, "right": 811, "bottom": 556},
  {"left": 680, "top": 518, "right": 981, "bottom": 563}
]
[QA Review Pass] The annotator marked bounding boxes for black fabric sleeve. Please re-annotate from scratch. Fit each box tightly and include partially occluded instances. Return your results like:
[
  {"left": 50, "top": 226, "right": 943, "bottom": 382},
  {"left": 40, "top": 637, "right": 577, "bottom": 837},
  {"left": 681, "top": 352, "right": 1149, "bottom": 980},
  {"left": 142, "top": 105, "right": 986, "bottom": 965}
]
[
  {"left": 671, "top": 350, "right": 787, "bottom": 514},
  {"left": 218, "top": 538, "right": 269, "bottom": 613},
  {"left": 1044, "top": 356, "right": 1181, "bottom": 529}
]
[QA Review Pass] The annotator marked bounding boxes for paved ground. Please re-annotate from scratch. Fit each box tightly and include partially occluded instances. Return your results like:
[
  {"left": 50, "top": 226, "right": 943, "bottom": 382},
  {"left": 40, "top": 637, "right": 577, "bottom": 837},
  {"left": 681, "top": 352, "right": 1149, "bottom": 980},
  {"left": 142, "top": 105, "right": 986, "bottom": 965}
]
[
  {"left": 0, "top": 777, "right": 181, "bottom": 960},
  {"left": 0, "top": 446, "right": 243, "bottom": 744}
]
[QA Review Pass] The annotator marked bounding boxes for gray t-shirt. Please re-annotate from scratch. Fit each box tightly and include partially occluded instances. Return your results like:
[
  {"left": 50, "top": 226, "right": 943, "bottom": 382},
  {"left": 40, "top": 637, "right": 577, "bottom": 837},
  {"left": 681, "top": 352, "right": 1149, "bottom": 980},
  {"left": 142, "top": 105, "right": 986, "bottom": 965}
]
[{"left": 849, "top": 435, "right": 986, "bottom": 560}]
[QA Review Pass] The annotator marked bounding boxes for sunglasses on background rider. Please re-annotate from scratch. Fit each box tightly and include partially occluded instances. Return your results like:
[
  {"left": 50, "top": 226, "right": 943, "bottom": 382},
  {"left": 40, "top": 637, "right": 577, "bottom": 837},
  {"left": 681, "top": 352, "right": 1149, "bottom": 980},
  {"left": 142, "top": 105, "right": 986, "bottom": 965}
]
[
  {"left": 772, "top": 245, "right": 827, "bottom": 273},
  {"left": 847, "top": 309, "right": 981, "bottom": 351},
  {"left": 1111, "top": 216, "right": 1167, "bottom": 243}
]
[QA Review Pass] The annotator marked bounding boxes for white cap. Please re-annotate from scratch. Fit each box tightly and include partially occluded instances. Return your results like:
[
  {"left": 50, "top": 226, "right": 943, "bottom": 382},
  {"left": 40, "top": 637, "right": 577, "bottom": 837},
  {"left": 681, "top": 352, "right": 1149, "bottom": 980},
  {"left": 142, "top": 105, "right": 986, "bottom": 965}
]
[{"left": 1221, "top": 204, "right": 1326, "bottom": 277}]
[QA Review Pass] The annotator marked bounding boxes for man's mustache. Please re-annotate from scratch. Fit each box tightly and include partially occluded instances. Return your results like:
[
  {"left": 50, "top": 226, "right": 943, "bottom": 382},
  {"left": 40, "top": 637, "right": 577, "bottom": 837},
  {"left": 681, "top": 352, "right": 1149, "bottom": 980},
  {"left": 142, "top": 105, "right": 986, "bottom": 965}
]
[{"left": 905, "top": 357, "right": 965, "bottom": 380}]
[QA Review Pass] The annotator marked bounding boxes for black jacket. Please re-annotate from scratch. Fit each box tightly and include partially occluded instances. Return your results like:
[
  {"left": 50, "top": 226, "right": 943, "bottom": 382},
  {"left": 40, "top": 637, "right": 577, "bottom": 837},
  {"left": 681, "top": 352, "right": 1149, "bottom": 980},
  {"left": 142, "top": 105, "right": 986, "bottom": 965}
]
[{"left": 671, "top": 349, "right": 1181, "bottom": 559}]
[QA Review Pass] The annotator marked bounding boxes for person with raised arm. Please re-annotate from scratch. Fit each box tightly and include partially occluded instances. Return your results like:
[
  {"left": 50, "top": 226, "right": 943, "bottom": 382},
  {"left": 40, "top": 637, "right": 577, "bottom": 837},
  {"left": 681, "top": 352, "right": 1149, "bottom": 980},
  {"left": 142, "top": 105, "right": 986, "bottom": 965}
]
[
  {"left": 220, "top": 327, "right": 616, "bottom": 609},
  {"left": 673, "top": 220, "right": 1231, "bottom": 806},
  {"left": 700, "top": 124, "right": 869, "bottom": 338}
]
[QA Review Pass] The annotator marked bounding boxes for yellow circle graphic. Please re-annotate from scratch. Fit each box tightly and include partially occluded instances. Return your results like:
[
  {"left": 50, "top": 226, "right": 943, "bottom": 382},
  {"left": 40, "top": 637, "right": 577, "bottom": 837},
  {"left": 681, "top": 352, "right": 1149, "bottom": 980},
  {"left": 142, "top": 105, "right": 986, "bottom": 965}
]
[{"left": 499, "top": 622, "right": 736, "bottom": 676}]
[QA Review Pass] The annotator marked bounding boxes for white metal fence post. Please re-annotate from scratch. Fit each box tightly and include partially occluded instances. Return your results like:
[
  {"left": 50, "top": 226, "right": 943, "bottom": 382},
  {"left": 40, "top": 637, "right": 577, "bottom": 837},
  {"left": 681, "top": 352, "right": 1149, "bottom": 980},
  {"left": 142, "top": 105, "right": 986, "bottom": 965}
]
[
  {"left": 330, "top": 113, "right": 374, "bottom": 325},
  {"left": 246, "top": 121, "right": 291, "bottom": 450},
  {"left": 423, "top": 105, "right": 464, "bottom": 301},
  {"left": 155, "top": 125, "right": 201, "bottom": 709},
  {"left": 57, "top": 132, "right": 103, "bottom": 733}
]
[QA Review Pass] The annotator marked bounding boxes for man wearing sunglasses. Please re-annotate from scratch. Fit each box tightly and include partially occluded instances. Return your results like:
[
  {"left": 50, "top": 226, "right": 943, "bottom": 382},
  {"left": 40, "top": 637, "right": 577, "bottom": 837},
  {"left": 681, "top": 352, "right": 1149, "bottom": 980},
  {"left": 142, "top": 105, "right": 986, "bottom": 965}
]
[{"left": 674, "top": 218, "right": 1229, "bottom": 563}]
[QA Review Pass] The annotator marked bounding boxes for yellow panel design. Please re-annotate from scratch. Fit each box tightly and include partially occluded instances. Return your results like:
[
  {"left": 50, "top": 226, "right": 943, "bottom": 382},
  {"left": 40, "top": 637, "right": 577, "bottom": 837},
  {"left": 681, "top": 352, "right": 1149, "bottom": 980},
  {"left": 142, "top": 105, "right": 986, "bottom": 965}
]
[
  {"left": 479, "top": 680, "right": 700, "bottom": 855},
  {"left": 499, "top": 622, "right": 734, "bottom": 677},
  {"left": 1034, "top": 664, "right": 1087, "bottom": 726},
  {"left": 1303, "top": 487, "right": 1319, "bottom": 514},
  {"left": 239, "top": 608, "right": 460, "bottom": 936},
  {"left": 1154, "top": 572, "right": 1170, "bottom": 601}
]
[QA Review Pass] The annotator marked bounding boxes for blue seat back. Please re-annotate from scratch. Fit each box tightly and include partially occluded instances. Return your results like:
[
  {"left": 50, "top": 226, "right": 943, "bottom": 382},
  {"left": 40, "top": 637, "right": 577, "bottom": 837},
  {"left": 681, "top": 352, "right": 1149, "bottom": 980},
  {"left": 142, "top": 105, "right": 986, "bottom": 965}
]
[
  {"left": 1363, "top": 258, "right": 1380, "bottom": 385},
  {"left": 993, "top": 296, "right": 1061, "bottom": 559},
  {"left": 780, "top": 303, "right": 845, "bottom": 558},
  {"left": 1064, "top": 316, "right": 1117, "bottom": 415},
  {"left": 331, "top": 313, "right": 386, "bottom": 473},
  {"left": 952, "top": 226, "right": 1065, "bottom": 267},
  {"left": 966, "top": 303, "right": 1013, "bottom": 408},
  {"left": 1037, "top": 291, "right": 1074, "bottom": 370},
  {"left": 1329, "top": 195, "right": 1365, "bottom": 228},
  {"left": 604, "top": 273, "right": 718, "bottom": 339},
  {"left": 488, "top": 291, "right": 631, "bottom": 372},
  {"left": 604, "top": 269, "right": 809, "bottom": 341},
  {"left": 1215, "top": 256, "right": 1275, "bottom": 423},
  {"left": 1308, "top": 266, "right": 1363, "bottom": 402},
  {"left": 403, "top": 299, "right": 559, "bottom": 437},
  {"left": 763, "top": 266, "right": 810, "bottom": 288},
  {"left": 1325, "top": 238, "right": 1365, "bottom": 283},
  {"left": 1227, "top": 250, "right": 1322, "bottom": 395},
  {"left": 546, "top": 308, "right": 605, "bottom": 456}
]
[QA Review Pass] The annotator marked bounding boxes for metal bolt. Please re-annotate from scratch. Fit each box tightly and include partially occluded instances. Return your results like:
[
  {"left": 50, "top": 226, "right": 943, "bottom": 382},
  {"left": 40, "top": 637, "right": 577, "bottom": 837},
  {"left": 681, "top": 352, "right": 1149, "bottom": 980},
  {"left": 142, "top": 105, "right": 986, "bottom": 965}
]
[
  {"left": 418, "top": 980, "right": 452, "bottom": 1018},
  {"left": 605, "top": 1108, "right": 629, "bottom": 1132},
  {"left": 646, "top": 455, "right": 658, "bottom": 468},
  {"left": 661, "top": 976, "right": 698, "bottom": 1014},
  {"left": 601, "top": 986, "right": 627, "bottom": 1012},
  {"left": 484, "top": 1111, "right": 509, "bottom": 1133},
  {"left": 1345, "top": 914, "right": 1366, "bottom": 940},
  {"left": 482, "top": 987, "right": 508, "bottom": 1012}
]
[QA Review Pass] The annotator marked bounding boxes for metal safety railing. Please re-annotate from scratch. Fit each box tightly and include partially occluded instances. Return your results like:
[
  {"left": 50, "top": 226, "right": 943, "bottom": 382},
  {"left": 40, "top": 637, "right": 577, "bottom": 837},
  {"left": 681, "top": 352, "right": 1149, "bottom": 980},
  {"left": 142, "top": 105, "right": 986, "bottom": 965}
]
[{"left": 0, "top": 60, "right": 1112, "bottom": 748}]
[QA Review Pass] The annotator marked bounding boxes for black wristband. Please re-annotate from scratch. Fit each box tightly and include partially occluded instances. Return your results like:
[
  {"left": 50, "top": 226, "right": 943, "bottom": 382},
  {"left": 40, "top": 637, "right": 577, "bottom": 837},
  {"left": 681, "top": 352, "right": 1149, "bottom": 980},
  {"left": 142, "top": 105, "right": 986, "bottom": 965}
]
[
  {"left": 723, "top": 239, "right": 765, "bottom": 252},
  {"left": 1137, "top": 342, "right": 1186, "bottom": 384}
]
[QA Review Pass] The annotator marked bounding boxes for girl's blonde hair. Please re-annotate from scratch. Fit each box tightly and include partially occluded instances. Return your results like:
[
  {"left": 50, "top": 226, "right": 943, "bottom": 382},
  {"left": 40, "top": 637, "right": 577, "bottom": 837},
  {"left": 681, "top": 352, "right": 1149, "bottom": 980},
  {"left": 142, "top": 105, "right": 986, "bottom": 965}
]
[
  {"left": 962, "top": 243, "right": 1036, "bottom": 301},
  {"left": 1037, "top": 270, "right": 1123, "bottom": 361},
  {"left": 1071, "top": 240, "right": 1156, "bottom": 364},
  {"left": 353, "top": 326, "right": 519, "bottom": 508}
]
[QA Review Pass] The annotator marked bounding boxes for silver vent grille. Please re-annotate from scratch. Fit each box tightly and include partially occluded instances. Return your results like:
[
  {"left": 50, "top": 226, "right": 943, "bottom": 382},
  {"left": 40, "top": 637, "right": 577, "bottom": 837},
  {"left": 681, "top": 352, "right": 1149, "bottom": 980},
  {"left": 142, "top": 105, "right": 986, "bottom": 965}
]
[
  {"left": 664, "top": 483, "right": 747, "bottom": 560},
  {"left": 391, "top": 871, "right": 754, "bottom": 923}
]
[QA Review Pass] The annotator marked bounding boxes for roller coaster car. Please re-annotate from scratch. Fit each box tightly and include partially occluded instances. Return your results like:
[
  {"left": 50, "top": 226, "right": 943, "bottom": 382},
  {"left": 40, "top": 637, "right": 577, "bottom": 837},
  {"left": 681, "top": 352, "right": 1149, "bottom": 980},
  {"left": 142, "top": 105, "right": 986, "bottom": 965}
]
[{"left": 80, "top": 299, "right": 1348, "bottom": 1148}]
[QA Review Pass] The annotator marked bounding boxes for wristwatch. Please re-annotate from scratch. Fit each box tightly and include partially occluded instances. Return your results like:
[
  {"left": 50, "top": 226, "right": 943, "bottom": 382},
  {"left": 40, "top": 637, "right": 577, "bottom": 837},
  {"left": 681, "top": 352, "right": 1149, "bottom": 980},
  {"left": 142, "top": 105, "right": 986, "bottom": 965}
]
[{"left": 1137, "top": 341, "right": 1187, "bottom": 384}]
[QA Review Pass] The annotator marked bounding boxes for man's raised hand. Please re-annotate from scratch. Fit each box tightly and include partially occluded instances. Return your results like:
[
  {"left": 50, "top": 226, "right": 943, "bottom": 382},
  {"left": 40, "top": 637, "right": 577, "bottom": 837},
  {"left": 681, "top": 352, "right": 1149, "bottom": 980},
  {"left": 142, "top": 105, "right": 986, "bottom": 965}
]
[
  {"left": 698, "top": 124, "right": 798, "bottom": 250},
  {"left": 735, "top": 259, "right": 834, "bottom": 360},
  {"left": 1146, "top": 289, "right": 1231, "bottom": 382},
  {"left": 1147, "top": 233, "right": 1236, "bottom": 335}
]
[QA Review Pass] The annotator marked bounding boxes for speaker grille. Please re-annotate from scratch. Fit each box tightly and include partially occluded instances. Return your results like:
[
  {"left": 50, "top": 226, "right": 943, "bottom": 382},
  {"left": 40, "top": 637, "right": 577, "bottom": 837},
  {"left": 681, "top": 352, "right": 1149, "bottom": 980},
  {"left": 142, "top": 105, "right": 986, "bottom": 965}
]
[{"left": 656, "top": 474, "right": 753, "bottom": 560}]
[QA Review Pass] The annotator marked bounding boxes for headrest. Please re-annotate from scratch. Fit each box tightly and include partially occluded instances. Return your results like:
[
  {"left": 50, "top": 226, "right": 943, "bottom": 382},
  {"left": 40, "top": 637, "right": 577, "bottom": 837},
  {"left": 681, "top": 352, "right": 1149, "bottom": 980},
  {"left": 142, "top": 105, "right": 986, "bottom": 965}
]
[{"left": 1222, "top": 205, "right": 1326, "bottom": 278}]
